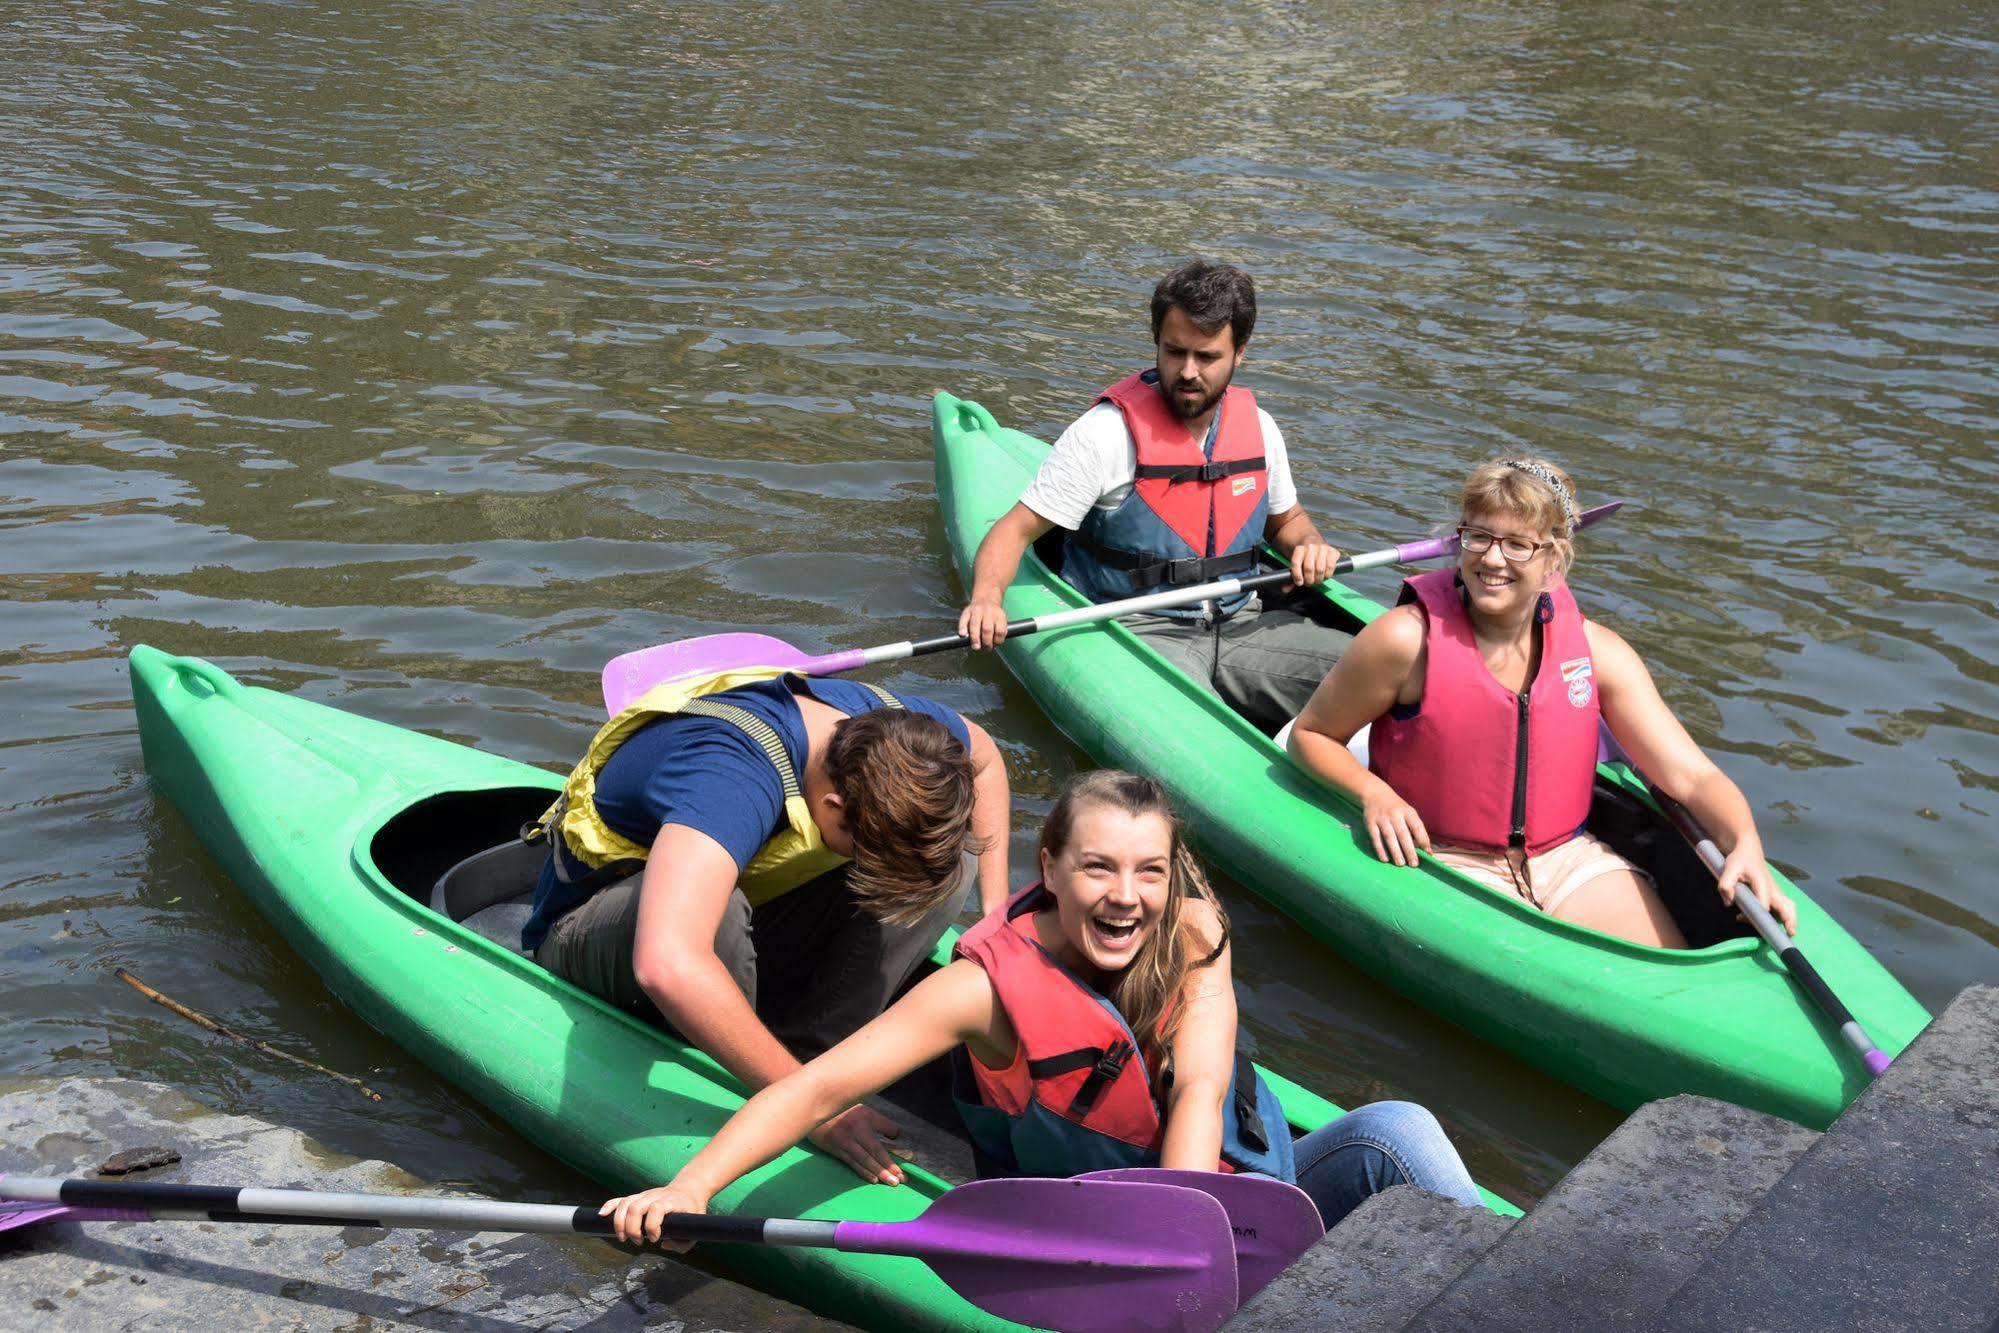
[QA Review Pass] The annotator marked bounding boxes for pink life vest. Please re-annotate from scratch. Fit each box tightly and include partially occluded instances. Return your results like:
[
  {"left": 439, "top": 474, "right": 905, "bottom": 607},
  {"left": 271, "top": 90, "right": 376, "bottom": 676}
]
[
  {"left": 1098, "top": 370, "right": 1267, "bottom": 565},
  {"left": 1368, "top": 568, "right": 1601, "bottom": 856}
]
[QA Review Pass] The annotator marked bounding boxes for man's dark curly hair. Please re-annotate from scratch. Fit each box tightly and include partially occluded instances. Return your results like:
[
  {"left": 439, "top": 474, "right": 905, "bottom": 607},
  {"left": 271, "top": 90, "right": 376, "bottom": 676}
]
[{"left": 1150, "top": 259, "right": 1257, "bottom": 349}]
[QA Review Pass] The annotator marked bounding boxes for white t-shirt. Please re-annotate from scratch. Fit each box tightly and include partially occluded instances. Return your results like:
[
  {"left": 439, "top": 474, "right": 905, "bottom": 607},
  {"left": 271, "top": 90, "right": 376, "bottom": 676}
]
[{"left": 1018, "top": 399, "right": 1300, "bottom": 532}]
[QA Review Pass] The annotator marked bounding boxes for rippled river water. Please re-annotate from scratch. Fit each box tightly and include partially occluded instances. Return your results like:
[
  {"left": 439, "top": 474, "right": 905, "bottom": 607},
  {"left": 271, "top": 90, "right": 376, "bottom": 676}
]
[{"left": 3, "top": 0, "right": 1994, "bottom": 1274}]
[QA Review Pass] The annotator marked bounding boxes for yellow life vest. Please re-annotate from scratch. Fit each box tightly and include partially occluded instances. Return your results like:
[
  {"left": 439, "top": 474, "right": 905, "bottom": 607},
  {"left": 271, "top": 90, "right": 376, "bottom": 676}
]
[{"left": 531, "top": 666, "right": 901, "bottom": 907}]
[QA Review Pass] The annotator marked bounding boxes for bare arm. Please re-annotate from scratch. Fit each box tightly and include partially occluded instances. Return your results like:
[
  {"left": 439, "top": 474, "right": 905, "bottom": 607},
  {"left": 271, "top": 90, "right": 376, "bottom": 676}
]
[
  {"left": 961, "top": 718, "right": 1014, "bottom": 914},
  {"left": 630, "top": 826, "right": 912, "bottom": 1180},
  {"left": 1287, "top": 606, "right": 1434, "bottom": 865},
  {"left": 1589, "top": 623, "right": 1796, "bottom": 933},
  {"left": 1264, "top": 504, "right": 1342, "bottom": 588},
  {"left": 602, "top": 959, "right": 1005, "bottom": 1246},
  {"left": 958, "top": 502, "right": 1056, "bottom": 649},
  {"left": 1158, "top": 901, "right": 1236, "bottom": 1172},
  {"left": 630, "top": 825, "right": 801, "bottom": 1090}
]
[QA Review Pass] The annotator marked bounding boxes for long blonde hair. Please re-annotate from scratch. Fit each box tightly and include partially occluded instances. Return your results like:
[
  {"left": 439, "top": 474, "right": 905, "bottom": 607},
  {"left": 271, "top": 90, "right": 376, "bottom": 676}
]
[{"left": 1038, "top": 771, "right": 1227, "bottom": 1078}]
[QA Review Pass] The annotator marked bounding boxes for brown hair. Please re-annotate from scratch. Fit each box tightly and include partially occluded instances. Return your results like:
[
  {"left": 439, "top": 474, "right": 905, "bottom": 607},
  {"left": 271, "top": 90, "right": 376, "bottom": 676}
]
[
  {"left": 1151, "top": 259, "right": 1257, "bottom": 349},
  {"left": 825, "top": 709, "right": 982, "bottom": 925},
  {"left": 1460, "top": 456, "right": 1581, "bottom": 572},
  {"left": 1038, "top": 770, "right": 1228, "bottom": 1078}
]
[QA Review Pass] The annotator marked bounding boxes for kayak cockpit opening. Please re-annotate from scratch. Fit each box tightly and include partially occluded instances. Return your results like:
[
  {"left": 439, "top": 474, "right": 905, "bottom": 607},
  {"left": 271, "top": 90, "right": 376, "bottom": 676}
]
[
  {"left": 1583, "top": 780, "right": 1753, "bottom": 950},
  {"left": 368, "top": 785, "right": 558, "bottom": 955}
]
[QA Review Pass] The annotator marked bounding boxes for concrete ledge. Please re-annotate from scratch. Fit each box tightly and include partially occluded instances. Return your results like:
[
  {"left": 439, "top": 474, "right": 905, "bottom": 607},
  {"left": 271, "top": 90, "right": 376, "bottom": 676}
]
[
  {"left": 1224, "top": 1186, "right": 1512, "bottom": 1332},
  {"left": 1657, "top": 985, "right": 1998, "bottom": 1332},
  {"left": 1, "top": 1076, "right": 844, "bottom": 1331},
  {"left": 1408, "top": 1095, "right": 1816, "bottom": 1331}
]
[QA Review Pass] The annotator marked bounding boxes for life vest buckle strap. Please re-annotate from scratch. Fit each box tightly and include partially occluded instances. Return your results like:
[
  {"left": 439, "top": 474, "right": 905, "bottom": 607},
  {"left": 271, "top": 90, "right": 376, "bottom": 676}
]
[
  {"left": 1064, "top": 1039, "right": 1135, "bottom": 1118},
  {"left": 1024, "top": 1046, "right": 1107, "bottom": 1080},
  {"left": 1132, "top": 455, "right": 1266, "bottom": 485},
  {"left": 521, "top": 793, "right": 567, "bottom": 847},
  {"left": 1069, "top": 541, "right": 1262, "bottom": 591}
]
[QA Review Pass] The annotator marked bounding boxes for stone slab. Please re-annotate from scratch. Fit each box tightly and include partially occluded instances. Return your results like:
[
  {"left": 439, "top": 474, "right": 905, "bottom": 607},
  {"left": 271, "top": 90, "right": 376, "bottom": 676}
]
[
  {"left": 0, "top": 1076, "right": 845, "bottom": 1331},
  {"left": 1655, "top": 985, "right": 1999, "bottom": 1333},
  {"left": 1223, "top": 1186, "right": 1513, "bottom": 1332},
  {"left": 1407, "top": 1094, "right": 1816, "bottom": 1331}
]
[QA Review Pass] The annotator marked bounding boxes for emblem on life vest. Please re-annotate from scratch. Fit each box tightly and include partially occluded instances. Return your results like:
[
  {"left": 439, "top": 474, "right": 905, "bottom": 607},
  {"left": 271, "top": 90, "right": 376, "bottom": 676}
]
[
  {"left": 1232, "top": 476, "right": 1257, "bottom": 497},
  {"left": 1560, "top": 657, "right": 1593, "bottom": 707}
]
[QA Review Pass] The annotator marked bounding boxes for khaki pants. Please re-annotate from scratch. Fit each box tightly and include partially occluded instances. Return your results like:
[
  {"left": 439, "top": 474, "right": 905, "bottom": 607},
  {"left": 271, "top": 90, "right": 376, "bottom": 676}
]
[{"left": 534, "top": 856, "right": 972, "bottom": 1060}]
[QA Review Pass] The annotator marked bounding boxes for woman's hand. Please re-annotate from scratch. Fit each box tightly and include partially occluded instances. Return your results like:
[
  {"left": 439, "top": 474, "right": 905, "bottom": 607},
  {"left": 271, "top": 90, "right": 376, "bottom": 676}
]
[
  {"left": 1361, "top": 781, "right": 1431, "bottom": 867},
  {"left": 1714, "top": 834, "right": 1798, "bottom": 936},
  {"left": 808, "top": 1103, "right": 907, "bottom": 1185},
  {"left": 600, "top": 1183, "right": 709, "bottom": 1251}
]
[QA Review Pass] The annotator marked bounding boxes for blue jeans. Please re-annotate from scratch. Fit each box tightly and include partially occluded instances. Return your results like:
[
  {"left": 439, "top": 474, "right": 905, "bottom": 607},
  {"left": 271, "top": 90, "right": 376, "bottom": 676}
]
[{"left": 1288, "top": 1101, "right": 1481, "bottom": 1228}]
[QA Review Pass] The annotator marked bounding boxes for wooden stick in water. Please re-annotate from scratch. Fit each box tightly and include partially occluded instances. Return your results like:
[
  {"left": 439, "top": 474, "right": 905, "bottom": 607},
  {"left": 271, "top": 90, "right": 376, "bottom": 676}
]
[{"left": 114, "top": 967, "right": 384, "bottom": 1103}]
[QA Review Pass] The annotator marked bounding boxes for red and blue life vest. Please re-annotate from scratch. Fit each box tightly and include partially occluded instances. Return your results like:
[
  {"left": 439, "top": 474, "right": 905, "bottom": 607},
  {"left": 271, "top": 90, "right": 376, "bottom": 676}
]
[
  {"left": 1062, "top": 370, "right": 1271, "bottom": 619},
  {"left": 950, "top": 885, "right": 1296, "bottom": 1181},
  {"left": 1368, "top": 568, "right": 1601, "bottom": 856}
]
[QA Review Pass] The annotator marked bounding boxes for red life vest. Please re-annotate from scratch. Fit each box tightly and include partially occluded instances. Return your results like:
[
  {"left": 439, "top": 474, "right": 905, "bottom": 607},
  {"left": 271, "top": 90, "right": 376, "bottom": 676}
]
[
  {"left": 1062, "top": 371, "right": 1270, "bottom": 603},
  {"left": 1368, "top": 568, "right": 1601, "bottom": 856},
  {"left": 1101, "top": 368, "right": 1268, "bottom": 561},
  {"left": 949, "top": 885, "right": 1295, "bottom": 1181}
]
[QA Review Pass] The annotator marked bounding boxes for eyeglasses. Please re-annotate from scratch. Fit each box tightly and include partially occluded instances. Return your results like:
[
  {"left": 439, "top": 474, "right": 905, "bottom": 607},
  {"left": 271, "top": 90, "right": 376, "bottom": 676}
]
[{"left": 1456, "top": 525, "right": 1552, "bottom": 563}]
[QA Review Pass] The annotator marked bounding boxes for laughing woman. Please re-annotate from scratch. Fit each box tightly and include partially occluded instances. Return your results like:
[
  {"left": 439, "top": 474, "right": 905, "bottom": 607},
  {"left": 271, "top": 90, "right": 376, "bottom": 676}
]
[
  {"left": 601, "top": 770, "right": 1480, "bottom": 1245},
  {"left": 1286, "top": 457, "right": 1798, "bottom": 949}
]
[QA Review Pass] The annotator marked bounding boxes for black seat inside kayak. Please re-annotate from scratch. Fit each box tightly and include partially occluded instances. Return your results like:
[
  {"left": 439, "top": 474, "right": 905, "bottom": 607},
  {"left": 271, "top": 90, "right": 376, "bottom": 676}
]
[
  {"left": 430, "top": 839, "right": 546, "bottom": 955},
  {"left": 1587, "top": 780, "right": 1753, "bottom": 949},
  {"left": 370, "top": 786, "right": 557, "bottom": 955}
]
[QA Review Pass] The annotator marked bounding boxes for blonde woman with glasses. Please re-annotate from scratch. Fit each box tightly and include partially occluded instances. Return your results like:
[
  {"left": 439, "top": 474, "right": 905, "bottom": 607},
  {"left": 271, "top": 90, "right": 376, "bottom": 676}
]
[{"left": 1287, "top": 459, "right": 1796, "bottom": 949}]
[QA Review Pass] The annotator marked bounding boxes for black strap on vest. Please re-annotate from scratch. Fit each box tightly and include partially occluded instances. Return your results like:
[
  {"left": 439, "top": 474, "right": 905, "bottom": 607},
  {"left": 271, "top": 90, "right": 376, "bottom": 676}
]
[
  {"left": 1025, "top": 1039, "right": 1136, "bottom": 1117},
  {"left": 1069, "top": 540, "right": 1262, "bottom": 592},
  {"left": 1132, "top": 454, "right": 1265, "bottom": 485}
]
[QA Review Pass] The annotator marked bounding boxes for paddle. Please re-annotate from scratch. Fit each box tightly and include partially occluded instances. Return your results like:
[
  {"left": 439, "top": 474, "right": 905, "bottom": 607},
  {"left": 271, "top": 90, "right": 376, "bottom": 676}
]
[
  {"left": 1, "top": 1173, "right": 1239, "bottom": 1333},
  {"left": 602, "top": 501, "right": 1627, "bottom": 712},
  {"left": 1081, "top": 1167, "right": 1323, "bottom": 1301},
  {"left": 1596, "top": 731, "right": 1894, "bottom": 1078}
]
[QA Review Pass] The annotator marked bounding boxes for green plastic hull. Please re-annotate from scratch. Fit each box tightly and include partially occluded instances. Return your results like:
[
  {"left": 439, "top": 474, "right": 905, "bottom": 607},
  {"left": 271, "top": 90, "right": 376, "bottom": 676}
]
[
  {"left": 931, "top": 391, "right": 1930, "bottom": 1130},
  {"left": 130, "top": 646, "right": 1518, "bottom": 1332}
]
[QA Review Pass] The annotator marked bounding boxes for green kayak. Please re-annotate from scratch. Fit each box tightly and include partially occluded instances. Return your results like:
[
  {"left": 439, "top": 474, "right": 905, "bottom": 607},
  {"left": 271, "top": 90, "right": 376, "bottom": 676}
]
[
  {"left": 931, "top": 390, "right": 1930, "bottom": 1130},
  {"left": 129, "top": 645, "right": 1516, "bottom": 1332}
]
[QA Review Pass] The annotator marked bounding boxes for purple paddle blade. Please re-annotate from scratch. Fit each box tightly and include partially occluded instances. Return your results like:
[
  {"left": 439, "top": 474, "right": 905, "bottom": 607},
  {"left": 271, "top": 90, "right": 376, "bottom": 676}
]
[
  {"left": 835, "top": 1177, "right": 1238, "bottom": 1333},
  {"left": 0, "top": 1201, "right": 75, "bottom": 1232},
  {"left": 0, "top": 1201, "right": 145, "bottom": 1232},
  {"left": 601, "top": 633, "right": 815, "bottom": 714},
  {"left": 1081, "top": 1168, "right": 1323, "bottom": 1302}
]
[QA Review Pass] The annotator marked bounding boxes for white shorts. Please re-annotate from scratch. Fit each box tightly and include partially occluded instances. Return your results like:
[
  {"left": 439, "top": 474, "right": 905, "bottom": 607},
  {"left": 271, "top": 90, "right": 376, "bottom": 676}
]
[{"left": 1431, "top": 833, "right": 1652, "bottom": 916}]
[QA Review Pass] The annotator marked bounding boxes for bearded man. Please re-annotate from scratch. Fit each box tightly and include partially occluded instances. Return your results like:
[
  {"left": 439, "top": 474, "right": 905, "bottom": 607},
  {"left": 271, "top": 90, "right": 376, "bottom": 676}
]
[{"left": 957, "top": 259, "right": 1351, "bottom": 731}]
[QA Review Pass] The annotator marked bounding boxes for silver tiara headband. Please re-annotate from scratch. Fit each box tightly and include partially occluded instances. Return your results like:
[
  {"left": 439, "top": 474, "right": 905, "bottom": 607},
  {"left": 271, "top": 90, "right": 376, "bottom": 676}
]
[{"left": 1504, "top": 459, "right": 1576, "bottom": 535}]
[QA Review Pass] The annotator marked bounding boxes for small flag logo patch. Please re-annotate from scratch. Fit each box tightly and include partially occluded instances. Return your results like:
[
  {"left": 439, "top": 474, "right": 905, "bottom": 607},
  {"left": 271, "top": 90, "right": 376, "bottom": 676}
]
[{"left": 1232, "top": 476, "right": 1257, "bottom": 497}]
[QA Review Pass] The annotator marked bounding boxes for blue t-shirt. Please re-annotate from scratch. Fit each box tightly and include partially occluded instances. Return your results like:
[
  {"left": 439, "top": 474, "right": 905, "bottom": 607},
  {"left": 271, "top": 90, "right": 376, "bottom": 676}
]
[{"left": 521, "top": 676, "right": 969, "bottom": 953}]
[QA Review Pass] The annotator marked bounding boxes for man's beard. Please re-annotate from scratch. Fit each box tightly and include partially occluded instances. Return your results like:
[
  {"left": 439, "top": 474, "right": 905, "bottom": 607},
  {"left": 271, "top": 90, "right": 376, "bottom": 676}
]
[{"left": 1167, "top": 377, "right": 1227, "bottom": 421}]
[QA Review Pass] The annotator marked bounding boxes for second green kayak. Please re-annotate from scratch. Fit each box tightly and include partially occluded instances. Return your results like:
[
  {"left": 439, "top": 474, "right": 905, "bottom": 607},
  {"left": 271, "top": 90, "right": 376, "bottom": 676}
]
[
  {"left": 129, "top": 644, "right": 1516, "bottom": 1332},
  {"left": 931, "top": 390, "right": 1929, "bottom": 1129}
]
